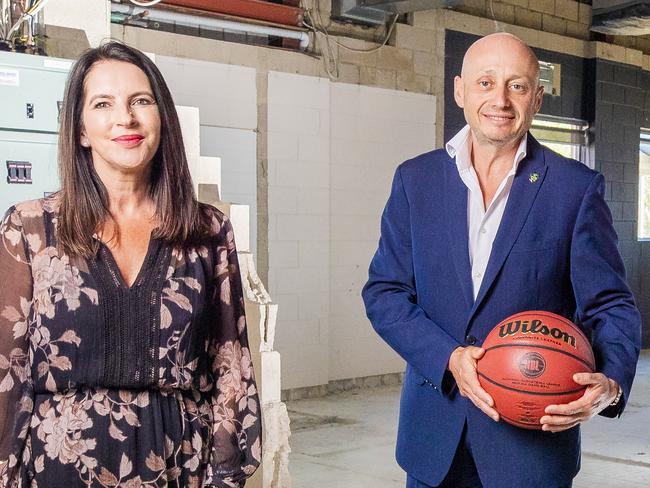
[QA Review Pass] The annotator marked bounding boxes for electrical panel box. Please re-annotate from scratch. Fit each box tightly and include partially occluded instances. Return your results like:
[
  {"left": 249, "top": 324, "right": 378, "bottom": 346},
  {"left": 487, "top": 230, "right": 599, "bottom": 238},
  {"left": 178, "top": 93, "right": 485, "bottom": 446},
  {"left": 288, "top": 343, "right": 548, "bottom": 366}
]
[{"left": 0, "top": 51, "right": 72, "bottom": 216}]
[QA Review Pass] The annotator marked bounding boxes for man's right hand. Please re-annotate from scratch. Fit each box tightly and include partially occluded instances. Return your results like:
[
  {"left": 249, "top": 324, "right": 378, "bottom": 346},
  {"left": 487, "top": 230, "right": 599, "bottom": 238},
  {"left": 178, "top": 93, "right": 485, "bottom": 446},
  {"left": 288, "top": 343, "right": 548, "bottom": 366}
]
[{"left": 448, "top": 346, "right": 499, "bottom": 422}]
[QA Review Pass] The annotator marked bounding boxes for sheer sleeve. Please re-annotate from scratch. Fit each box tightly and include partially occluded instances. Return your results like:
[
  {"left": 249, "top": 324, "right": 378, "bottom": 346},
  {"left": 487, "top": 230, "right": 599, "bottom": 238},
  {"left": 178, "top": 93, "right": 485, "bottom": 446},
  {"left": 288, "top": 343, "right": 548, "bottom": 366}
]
[
  {"left": 204, "top": 214, "right": 261, "bottom": 487},
  {"left": 0, "top": 208, "right": 34, "bottom": 487}
]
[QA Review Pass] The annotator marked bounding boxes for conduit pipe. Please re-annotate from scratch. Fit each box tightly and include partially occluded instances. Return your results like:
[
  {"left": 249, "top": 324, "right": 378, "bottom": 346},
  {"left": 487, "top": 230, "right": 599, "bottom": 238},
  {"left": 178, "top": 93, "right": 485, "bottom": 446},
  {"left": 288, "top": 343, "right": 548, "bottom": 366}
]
[
  {"left": 111, "top": 2, "right": 310, "bottom": 50},
  {"left": 165, "top": 0, "right": 303, "bottom": 27}
]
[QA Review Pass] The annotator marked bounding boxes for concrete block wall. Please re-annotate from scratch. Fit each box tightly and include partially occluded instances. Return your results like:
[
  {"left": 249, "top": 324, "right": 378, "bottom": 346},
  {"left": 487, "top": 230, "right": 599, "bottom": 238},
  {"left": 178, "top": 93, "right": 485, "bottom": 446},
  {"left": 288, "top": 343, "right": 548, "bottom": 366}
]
[
  {"left": 306, "top": 0, "right": 650, "bottom": 56},
  {"left": 593, "top": 62, "right": 650, "bottom": 345},
  {"left": 199, "top": 127, "right": 258, "bottom": 256},
  {"left": 416, "top": 0, "right": 586, "bottom": 40},
  {"left": 155, "top": 55, "right": 257, "bottom": 130},
  {"left": 329, "top": 84, "right": 436, "bottom": 381},
  {"left": 267, "top": 72, "right": 436, "bottom": 389},
  {"left": 44, "top": 0, "right": 109, "bottom": 48},
  {"left": 609, "top": 34, "right": 650, "bottom": 55},
  {"left": 267, "top": 72, "right": 332, "bottom": 389},
  {"left": 178, "top": 100, "right": 290, "bottom": 488},
  {"left": 155, "top": 56, "right": 259, "bottom": 257},
  {"left": 449, "top": 0, "right": 650, "bottom": 51}
]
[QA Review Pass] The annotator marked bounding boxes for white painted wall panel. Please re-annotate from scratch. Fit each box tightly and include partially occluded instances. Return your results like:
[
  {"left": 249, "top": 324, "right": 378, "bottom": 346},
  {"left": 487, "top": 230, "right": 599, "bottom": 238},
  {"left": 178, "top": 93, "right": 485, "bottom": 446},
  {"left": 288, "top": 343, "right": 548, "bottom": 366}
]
[
  {"left": 328, "top": 82, "right": 436, "bottom": 382},
  {"left": 200, "top": 126, "right": 257, "bottom": 257},
  {"left": 44, "top": 0, "right": 109, "bottom": 47},
  {"left": 154, "top": 54, "right": 258, "bottom": 258},
  {"left": 157, "top": 56, "right": 257, "bottom": 130},
  {"left": 159, "top": 58, "right": 437, "bottom": 389},
  {"left": 269, "top": 71, "right": 436, "bottom": 389},
  {"left": 268, "top": 71, "right": 331, "bottom": 390}
]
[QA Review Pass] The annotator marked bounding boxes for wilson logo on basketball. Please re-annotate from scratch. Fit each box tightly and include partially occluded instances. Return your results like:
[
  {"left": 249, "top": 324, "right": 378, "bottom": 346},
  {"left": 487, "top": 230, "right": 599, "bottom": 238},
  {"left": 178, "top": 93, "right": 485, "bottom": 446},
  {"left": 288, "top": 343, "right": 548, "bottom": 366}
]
[
  {"left": 498, "top": 319, "right": 577, "bottom": 348},
  {"left": 518, "top": 352, "right": 546, "bottom": 378}
]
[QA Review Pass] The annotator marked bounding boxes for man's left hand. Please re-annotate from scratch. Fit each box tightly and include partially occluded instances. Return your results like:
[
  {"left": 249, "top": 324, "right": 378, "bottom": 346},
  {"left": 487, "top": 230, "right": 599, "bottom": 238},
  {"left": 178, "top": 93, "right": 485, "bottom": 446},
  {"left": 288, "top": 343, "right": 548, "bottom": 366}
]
[{"left": 539, "top": 373, "right": 620, "bottom": 433}]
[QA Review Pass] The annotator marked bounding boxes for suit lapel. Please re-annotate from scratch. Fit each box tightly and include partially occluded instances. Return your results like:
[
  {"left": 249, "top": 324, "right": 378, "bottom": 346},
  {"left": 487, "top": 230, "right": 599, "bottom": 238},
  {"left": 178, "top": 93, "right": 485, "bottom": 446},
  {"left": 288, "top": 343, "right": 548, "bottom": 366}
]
[
  {"left": 468, "top": 135, "right": 547, "bottom": 321},
  {"left": 443, "top": 158, "right": 474, "bottom": 310}
]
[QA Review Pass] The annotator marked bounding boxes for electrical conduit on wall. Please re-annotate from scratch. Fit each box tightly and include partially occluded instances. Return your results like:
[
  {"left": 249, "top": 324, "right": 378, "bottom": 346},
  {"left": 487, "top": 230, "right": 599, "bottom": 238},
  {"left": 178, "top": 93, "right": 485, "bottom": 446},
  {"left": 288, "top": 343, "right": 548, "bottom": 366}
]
[{"left": 110, "top": 2, "right": 310, "bottom": 50}]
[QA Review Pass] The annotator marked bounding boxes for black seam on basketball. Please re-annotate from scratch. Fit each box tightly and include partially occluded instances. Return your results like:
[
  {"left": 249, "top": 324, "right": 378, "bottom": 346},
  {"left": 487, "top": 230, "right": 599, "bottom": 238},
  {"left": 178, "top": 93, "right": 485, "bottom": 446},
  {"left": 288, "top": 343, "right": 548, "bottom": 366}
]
[
  {"left": 483, "top": 343, "right": 595, "bottom": 370},
  {"left": 477, "top": 372, "right": 587, "bottom": 396},
  {"left": 500, "top": 413, "right": 539, "bottom": 427},
  {"left": 505, "top": 311, "right": 575, "bottom": 328}
]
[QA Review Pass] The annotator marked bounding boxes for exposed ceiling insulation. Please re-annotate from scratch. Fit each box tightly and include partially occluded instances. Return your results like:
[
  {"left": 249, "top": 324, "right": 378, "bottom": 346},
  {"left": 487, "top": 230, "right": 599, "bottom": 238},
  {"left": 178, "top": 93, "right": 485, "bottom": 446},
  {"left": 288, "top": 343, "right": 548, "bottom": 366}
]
[{"left": 591, "top": 0, "right": 650, "bottom": 35}]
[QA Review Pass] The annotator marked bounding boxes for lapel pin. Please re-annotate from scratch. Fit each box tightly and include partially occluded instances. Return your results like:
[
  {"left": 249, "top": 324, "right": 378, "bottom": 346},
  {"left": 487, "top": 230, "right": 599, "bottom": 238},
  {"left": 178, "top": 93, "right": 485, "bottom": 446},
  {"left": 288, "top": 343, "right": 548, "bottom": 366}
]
[{"left": 529, "top": 172, "right": 539, "bottom": 183}]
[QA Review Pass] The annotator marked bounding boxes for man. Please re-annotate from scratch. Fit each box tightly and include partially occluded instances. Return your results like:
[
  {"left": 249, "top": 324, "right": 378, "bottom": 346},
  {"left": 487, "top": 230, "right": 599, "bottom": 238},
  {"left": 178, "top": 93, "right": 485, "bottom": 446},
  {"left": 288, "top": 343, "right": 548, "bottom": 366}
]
[{"left": 362, "top": 33, "right": 641, "bottom": 488}]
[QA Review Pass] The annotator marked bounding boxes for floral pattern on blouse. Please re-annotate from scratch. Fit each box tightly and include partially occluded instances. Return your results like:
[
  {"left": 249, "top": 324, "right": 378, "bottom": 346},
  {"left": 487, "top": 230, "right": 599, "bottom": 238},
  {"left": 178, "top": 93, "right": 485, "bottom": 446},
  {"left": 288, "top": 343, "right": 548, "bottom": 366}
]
[{"left": 0, "top": 196, "right": 261, "bottom": 487}]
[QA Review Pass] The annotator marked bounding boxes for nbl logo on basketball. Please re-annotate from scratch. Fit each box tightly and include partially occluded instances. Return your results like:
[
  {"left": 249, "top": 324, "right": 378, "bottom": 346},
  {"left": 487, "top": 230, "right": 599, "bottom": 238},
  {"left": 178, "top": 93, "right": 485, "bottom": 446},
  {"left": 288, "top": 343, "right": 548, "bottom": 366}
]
[{"left": 518, "top": 352, "right": 546, "bottom": 378}]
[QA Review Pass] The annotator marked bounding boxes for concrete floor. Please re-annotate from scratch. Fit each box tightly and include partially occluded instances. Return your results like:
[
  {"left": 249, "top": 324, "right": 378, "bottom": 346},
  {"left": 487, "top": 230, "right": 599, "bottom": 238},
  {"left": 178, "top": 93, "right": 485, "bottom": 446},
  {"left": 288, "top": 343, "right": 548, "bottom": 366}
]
[{"left": 286, "top": 350, "right": 650, "bottom": 488}]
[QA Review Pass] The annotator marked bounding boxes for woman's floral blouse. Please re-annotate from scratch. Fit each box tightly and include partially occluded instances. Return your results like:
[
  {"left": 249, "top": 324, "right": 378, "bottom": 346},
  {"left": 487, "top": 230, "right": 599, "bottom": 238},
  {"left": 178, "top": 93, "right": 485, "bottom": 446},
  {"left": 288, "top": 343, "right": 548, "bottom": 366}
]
[{"left": 0, "top": 196, "right": 261, "bottom": 487}]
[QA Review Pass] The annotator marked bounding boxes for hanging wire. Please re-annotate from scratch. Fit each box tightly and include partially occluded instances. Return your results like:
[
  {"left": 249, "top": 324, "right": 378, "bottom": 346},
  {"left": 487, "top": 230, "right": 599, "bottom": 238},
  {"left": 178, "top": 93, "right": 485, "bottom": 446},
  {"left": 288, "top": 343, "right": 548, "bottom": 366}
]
[
  {"left": 488, "top": 0, "right": 503, "bottom": 32},
  {"left": 0, "top": 0, "right": 11, "bottom": 40},
  {"left": 301, "top": 0, "right": 398, "bottom": 80},
  {"left": 333, "top": 15, "right": 398, "bottom": 54},
  {"left": 6, "top": 0, "right": 51, "bottom": 41},
  {"left": 301, "top": 0, "right": 339, "bottom": 78}
]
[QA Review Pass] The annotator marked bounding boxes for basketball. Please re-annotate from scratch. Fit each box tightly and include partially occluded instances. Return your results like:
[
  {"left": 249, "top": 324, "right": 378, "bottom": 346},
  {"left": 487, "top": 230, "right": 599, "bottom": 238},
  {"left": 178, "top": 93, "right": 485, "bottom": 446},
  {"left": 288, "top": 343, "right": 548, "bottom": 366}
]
[{"left": 476, "top": 311, "right": 595, "bottom": 430}]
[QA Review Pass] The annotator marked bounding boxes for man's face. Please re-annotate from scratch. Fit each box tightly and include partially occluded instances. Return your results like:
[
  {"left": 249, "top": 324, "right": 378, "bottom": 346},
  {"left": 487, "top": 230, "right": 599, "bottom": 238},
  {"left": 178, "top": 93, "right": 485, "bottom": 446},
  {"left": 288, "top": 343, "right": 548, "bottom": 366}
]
[{"left": 454, "top": 35, "right": 544, "bottom": 148}]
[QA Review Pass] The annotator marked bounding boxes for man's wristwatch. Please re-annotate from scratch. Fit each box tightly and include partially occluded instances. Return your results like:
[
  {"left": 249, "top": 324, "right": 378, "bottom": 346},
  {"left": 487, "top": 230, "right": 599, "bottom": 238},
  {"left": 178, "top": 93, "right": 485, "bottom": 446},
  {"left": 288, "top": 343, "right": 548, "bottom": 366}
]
[{"left": 610, "top": 384, "right": 623, "bottom": 407}]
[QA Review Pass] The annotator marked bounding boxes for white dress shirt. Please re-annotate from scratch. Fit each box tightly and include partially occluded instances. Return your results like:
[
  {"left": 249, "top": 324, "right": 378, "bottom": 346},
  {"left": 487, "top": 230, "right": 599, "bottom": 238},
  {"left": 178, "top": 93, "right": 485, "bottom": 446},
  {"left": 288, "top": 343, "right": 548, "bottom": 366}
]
[{"left": 445, "top": 125, "right": 528, "bottom": 300}]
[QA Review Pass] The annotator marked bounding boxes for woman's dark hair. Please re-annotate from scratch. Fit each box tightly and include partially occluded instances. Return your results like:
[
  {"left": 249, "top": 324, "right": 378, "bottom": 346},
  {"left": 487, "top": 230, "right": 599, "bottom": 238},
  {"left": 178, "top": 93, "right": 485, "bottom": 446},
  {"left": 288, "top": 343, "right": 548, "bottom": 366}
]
[{"left": 57, "top": 41, "right": 211, "bottom": 257}]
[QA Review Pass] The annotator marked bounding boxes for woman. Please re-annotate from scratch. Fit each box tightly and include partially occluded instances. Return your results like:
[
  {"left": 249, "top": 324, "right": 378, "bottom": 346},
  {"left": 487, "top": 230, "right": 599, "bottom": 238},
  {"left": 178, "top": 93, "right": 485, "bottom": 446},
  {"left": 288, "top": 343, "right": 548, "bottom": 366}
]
[{"left": 0, "top": 42, "right": 261, "bottom": 487}]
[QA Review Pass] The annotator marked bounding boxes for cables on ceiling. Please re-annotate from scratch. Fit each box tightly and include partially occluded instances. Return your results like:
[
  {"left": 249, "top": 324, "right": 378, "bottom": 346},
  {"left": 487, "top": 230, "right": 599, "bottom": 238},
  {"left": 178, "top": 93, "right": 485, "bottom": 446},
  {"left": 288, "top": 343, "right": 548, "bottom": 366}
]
[
  {"left": 6, "top": 0, "right": 51, "bottom": 40},
  {"left": 300, "top": 0, "right": 398, "bottom": 80}
]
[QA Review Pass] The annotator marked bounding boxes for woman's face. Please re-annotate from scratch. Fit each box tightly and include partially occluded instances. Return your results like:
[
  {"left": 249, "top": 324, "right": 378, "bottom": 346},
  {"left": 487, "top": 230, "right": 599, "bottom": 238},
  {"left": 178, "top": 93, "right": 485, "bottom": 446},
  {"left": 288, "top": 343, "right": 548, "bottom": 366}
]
[{"left": 80, "top": 60, "right": 161, "bottom": 177}]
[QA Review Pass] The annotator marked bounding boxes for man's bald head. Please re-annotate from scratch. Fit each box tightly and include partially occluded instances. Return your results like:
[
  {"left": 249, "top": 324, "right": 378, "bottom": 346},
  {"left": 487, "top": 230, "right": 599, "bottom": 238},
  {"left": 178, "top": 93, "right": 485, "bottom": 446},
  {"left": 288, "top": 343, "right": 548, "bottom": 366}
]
[
  {"left": 461, "top": 33, "right": 540, "bottom": 87},
  {"left": 453, "top": 32, "right": 544, "bottom": 149}
]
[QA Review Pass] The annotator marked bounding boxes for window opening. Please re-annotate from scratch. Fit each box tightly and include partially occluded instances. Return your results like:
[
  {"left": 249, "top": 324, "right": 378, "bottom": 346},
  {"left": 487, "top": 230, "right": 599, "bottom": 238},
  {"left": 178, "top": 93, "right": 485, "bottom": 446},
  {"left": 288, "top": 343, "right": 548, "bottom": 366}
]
[
  {"left": 638, "top": 129, "right": 650, "bottom": 241},
  {"left": 530, "top": 115, "right": 592, "bottom": 168}
]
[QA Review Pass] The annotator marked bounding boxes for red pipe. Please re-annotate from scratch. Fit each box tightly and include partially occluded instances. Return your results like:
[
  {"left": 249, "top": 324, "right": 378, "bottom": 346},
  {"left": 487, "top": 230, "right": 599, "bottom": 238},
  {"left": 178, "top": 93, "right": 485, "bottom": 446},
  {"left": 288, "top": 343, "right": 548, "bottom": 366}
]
[{"left": 163, "top": 0, "right": 303, "bottom": 27}]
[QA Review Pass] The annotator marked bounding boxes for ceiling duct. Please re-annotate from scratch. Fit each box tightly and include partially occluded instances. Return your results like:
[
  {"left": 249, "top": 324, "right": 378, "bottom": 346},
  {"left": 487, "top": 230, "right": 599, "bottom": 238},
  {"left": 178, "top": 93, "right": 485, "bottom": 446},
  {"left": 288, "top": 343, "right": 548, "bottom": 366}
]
[
  {"left": 111, "top": 2, "right": 310, "bottom": 49},
  {"left": 332, "top": 0, "right": 460, "bottom": 25},
  {"left": 163, "top": 0, "right": 304, "bottom": 27},
  {"left": 591, "top": 0, "right": 650, "bottom": 35}
]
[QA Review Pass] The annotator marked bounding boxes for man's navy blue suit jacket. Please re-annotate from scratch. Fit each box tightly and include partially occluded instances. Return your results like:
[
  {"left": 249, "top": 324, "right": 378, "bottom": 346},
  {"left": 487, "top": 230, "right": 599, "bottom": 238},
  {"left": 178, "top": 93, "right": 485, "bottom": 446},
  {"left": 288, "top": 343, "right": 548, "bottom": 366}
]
[{"left": 362, "top": 134, "right": 641, "bottom": 488}]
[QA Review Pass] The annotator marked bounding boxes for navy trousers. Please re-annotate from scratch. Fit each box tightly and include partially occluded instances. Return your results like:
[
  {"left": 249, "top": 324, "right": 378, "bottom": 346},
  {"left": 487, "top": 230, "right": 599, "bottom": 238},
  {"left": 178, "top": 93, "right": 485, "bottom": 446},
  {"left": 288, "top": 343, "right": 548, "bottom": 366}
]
[{"left": 405, "top": 425, "right": 573, "bottom": 488}]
